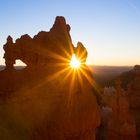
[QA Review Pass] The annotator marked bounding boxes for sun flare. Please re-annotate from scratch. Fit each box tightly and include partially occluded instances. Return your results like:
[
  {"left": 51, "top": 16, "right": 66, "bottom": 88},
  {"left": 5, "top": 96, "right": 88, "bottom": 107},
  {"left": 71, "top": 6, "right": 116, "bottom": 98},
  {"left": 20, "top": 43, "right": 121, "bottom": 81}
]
[{"left": 70, "top": 54, "right": 81, "bottom": 69}]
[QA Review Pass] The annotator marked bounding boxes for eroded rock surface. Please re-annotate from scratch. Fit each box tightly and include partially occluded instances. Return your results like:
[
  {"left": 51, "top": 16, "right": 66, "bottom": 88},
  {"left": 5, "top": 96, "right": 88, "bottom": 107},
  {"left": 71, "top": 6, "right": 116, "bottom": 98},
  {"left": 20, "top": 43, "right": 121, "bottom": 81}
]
[
  {"left": 0, "top": 16, "right": 100, "bottom": 140},
  {"left": 127, "top": 72, "right": 140, "bottom": 139},
  {"left": 101, "top": 80, "right": 137, "bottom": 140}
]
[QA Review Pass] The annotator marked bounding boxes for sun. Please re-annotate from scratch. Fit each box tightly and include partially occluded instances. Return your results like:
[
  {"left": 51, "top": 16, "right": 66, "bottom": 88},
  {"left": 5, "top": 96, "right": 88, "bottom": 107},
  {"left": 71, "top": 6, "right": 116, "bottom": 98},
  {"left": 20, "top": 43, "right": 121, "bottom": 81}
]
[{"left": 70, "top": 54, "right": 81, "bottom": 69}]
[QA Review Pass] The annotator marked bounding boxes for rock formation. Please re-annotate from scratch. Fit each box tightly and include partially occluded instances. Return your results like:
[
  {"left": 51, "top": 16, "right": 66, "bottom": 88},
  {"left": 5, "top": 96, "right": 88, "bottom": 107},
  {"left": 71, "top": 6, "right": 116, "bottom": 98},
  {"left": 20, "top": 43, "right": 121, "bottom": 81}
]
[
  {"left": 0, "top": 16, "right": 100, "bottom": 140},
  {"left": 75, "top": 42, "right": 88, "bottom": 63},
  {"left": 3, "top": 16, "right": 74, "bottom": 70},
  {"left": 101, "top": 80, "right": 137, "bottom": 140},
  {"left": 118, "top": 65, "right": 140, "bottom": 138},
  {"left": 127, "top": 72, "right": 140, "bottom": 138}
]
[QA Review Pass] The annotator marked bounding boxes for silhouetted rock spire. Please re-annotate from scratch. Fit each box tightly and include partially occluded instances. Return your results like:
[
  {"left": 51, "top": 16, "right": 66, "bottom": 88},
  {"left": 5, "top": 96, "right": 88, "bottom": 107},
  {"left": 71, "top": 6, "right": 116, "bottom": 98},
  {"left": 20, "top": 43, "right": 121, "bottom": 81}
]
[
  {"left": 3, "top": 16, "right": 75, "bottom": 69},
  {"left": 0, "top": 16, "right": 100, "bottom": 140},
  {"left": 3, "top": 36, "right": 15, "bottom": 70}
]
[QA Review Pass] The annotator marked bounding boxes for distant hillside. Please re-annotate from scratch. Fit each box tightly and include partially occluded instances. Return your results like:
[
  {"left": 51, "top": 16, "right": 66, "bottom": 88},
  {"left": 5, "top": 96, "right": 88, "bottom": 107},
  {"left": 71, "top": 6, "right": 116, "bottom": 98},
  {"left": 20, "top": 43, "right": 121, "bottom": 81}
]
[
  {"left": 89, "top": 65, "right": 132, "bottom": 75},
  {"left": 88, "top": 65, "right": 133, "bottom": 87},
  {"left": 0, "top": 65, "right": 26, "bottom": 71},
  {"left": 118, "top": 65, "right": 140, "bottom": 89},
  {"left": 0, "top": 65, "right": 5, "bottom": 71}
]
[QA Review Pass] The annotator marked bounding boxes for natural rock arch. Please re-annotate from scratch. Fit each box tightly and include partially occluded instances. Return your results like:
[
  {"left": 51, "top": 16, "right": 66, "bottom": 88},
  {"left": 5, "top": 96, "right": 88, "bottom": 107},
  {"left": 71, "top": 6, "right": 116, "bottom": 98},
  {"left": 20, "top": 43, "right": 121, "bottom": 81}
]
[{"left": 0, "top": 16, "right": 101, "bottom": 140}]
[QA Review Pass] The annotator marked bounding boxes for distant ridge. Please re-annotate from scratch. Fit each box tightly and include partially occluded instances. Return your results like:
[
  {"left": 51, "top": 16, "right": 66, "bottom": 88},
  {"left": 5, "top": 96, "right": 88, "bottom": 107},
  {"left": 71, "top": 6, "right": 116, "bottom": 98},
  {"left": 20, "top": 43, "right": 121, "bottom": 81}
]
[
  {"left": 88, "top": 65, "right": 133, "bottom": 87},
  {"left": 88, "top": 65, "right": 132, "bottom": 75},
  {"left": 0, "top": 65, "right": 133, "bottom": 72},
  {"left": 0, "top": 65, "right": 5, "bottom": 71},
  {"left": 0, "top": 65, "right": 26, "bottom": 71}
]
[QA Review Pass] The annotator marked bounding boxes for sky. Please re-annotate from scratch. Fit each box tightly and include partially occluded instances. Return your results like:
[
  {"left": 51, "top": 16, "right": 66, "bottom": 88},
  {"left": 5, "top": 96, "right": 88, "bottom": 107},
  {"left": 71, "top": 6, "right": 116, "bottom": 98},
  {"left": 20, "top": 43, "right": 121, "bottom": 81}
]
[{"left": 0, "top": 0, "right": 140, "bottom": 66}]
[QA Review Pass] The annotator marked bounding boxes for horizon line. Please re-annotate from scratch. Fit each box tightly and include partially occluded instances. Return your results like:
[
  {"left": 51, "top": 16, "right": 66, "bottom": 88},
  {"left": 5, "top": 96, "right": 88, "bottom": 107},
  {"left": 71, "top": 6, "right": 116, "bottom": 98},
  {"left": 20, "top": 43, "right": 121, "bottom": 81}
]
[{"left": 0, "top": 64, "right": 135, "bottom": 67}]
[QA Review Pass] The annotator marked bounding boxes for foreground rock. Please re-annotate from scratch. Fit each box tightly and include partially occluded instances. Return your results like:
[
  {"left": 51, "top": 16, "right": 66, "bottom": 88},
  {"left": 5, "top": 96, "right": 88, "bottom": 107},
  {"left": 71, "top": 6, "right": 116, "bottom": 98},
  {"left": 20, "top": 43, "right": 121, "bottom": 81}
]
[{"left": 0, "top": 16, "right": 100, "bottom": 140}]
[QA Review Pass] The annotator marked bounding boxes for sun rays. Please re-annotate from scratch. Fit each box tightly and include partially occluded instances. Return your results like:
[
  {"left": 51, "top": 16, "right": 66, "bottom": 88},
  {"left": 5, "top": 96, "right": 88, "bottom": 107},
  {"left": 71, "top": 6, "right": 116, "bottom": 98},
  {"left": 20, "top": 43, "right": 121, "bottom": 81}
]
[
  {"left": 32, "top": 49, "right": 99, "bottom": 103},
  {"left": 45, "top": 52, "right": 96, "bottom": 92},
  {"left": 70, "top": 54, "right": 81, "bottom": 69}
]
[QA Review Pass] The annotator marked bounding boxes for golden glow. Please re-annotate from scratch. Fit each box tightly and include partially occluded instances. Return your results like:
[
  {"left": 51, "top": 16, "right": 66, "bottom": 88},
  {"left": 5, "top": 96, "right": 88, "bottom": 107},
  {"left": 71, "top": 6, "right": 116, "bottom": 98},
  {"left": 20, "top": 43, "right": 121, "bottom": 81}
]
[
  {"left": 70, "top": 54, "right": 81, "bottom": 69},
  {"left": 31, "top": 50, "right": 100, "bottom": 107}
]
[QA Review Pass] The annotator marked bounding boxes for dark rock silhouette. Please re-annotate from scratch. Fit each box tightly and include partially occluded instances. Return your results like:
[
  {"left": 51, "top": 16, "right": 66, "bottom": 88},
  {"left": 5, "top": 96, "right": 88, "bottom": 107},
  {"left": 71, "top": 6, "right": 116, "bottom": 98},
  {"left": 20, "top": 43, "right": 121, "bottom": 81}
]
[
  {"left": 3, "top": 16, "right": 74, "bottom": 69},
  {"left": 0, "top": 16, "right": 100, "bottom": 140},
  {"left": 134, "top": 65, "right": 140, "bottom": 72},
  {"left": 126, "top": 66, "right": 140, "bottom": 139},
  {"left": 3, "top": 36, "right": 16, "bottom": 70},
  {"left": 118, "top": 65, "right": 140, "bottom": 89}
]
